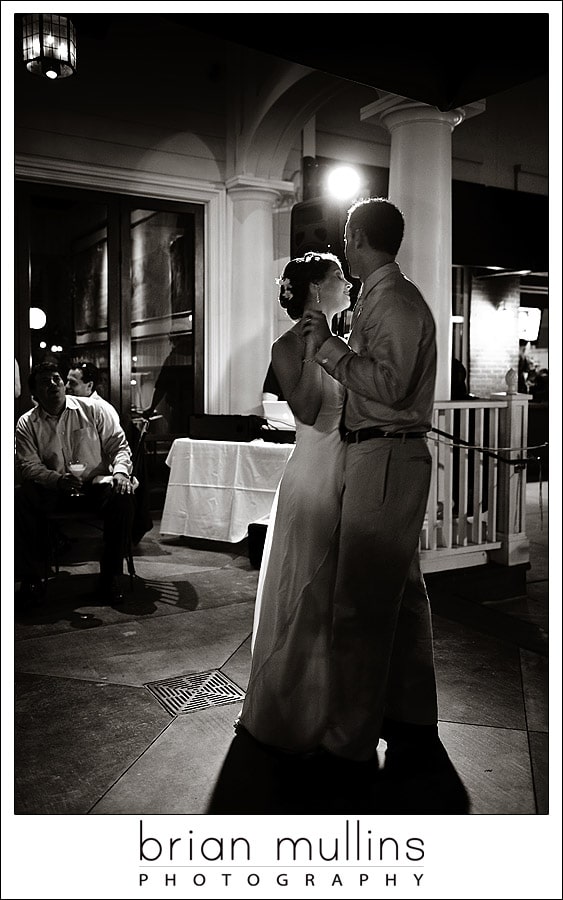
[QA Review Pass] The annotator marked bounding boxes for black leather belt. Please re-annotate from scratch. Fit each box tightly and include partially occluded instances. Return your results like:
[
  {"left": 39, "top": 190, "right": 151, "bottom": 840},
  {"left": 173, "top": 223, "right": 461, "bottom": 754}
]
[{"left": 344, "top": 427, "right": 427, "bottom": 444}]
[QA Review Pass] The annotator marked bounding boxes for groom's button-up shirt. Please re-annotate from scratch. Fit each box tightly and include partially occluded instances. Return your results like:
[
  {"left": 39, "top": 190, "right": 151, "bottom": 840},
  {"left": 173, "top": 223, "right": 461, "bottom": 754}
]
[
  {"left": 15, "top": 395, "right": 132, "bottom": 489},
  {"left": 315, "top": 261, "right": 437, "bottom": 434}
]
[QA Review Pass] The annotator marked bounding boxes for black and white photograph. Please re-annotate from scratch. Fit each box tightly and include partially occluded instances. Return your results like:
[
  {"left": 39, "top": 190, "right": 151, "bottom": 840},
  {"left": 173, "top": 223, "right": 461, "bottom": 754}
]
[{"left": 3, "top": 3, "right": 561, "bottom": 898}]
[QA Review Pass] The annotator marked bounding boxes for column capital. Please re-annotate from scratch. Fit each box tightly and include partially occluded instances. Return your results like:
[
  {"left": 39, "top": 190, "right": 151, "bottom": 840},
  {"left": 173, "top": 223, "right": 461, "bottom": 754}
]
[
  {"left": 226, "top": 175, "right": 295, "bottom": 205},
  {"left": 361, "top": 92, "right": 486, "bottom": 133}
]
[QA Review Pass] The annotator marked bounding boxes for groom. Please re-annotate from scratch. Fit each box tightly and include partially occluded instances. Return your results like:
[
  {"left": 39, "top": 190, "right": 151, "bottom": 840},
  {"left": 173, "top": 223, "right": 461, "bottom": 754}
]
[{"left": 302, "top": 197, "right": 439, "bottom": 765}]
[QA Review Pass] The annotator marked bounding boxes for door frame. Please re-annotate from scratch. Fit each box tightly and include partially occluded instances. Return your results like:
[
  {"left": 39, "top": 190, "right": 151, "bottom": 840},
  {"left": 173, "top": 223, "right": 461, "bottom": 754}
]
[{"left": 15, "top": 155, "right": 230, "bottom": 414}]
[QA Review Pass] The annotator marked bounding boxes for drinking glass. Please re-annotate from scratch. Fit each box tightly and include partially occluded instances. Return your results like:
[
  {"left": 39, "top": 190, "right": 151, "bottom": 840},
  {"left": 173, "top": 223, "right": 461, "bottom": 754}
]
[{"left": 68, "top": 460, "right": 86, "bottom": 497}]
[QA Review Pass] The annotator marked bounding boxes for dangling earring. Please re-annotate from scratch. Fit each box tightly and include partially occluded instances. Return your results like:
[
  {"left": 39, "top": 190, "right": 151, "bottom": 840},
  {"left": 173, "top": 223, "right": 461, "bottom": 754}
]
[{"left": 315, "top": 287, "right": 321, "bottom": 304}]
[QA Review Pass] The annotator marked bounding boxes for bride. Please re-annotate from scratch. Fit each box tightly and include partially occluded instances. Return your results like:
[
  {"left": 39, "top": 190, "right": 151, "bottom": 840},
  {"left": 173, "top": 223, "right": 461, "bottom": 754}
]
[{"left": 237, "top": 251, "right": 352, "bottom": 753}]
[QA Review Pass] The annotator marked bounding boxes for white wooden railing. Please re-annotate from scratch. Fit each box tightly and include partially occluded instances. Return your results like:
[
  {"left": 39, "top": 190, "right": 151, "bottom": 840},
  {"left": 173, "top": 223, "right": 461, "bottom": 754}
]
[{"left": 420, "top": 394, "right": 532, "bottom": 573}]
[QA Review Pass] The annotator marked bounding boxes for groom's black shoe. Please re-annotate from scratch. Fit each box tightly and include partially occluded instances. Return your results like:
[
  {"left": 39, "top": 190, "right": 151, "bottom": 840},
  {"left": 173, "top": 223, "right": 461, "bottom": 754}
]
[
  {"left": 381, "top": 717, "right": 443, "bottom": 770},
  {"left": 376, "top": 718, "right": 470, "bottom": 814}
]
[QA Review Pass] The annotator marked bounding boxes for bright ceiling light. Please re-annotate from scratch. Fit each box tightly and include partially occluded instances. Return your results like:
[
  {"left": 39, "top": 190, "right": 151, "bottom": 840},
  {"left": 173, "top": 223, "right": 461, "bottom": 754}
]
[
  {"left": 327, "top": 166, "right": 362, "bottom": 201},
  {"left": 29, "top": 307, "right": 47, "bottom": 329}
]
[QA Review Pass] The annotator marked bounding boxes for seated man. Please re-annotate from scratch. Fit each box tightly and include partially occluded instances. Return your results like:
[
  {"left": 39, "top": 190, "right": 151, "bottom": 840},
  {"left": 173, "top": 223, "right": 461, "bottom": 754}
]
[
  {"left": 67, "top": 359, "right": 154, "bottom": 545},
  {"left": 65, "top": 360, "right": 120, "bottom": 427},
  {"left": 15, "top": 362, "right": 135, "bottom": 606}
]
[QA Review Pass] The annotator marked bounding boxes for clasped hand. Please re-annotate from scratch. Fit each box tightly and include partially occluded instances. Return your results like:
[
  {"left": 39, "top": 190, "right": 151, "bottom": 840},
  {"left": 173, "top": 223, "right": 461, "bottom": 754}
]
[
  {"left": 59, "top": 473, "right": 132, "bottom": 494},
  {"left": 58, "top": 473, "right": 82, "bottom": 494},
  {"left": 300, "top": 309, "right": 332, "bottom": 352}
]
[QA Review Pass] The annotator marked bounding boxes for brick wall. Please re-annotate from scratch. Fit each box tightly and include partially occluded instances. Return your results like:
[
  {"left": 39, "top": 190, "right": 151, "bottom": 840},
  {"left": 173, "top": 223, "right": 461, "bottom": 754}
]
[{"left": 469, "top": 275, "right": 521, "bottom": 398}]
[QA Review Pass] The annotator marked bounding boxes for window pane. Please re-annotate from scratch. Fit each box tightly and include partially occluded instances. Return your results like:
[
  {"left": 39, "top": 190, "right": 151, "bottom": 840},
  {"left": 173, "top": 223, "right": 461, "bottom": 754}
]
[
  {"left": 29, "top": 194, "right": 110, "bottom": 398},
  {"left": 130, "top": 209, "right": 196, "bottom": 435}
]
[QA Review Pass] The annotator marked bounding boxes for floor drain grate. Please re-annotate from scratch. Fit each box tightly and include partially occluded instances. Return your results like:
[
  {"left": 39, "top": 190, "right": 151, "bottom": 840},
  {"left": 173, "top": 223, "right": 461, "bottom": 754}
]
[{"left": 145, "top": 670, "right": 245, "bottom": 717}]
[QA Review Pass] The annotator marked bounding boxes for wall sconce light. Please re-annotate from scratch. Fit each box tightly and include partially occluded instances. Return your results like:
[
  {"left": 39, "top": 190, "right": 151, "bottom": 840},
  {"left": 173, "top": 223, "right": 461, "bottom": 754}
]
[{"left": 22, "top": 14, "right": 76, "bottom": 79}]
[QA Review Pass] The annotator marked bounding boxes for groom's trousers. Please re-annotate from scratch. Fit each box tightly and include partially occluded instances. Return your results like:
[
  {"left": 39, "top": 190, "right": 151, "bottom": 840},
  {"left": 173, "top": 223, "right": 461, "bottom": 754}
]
[{"left": 323, "top": 436, "right": 438, "bottom": 761}]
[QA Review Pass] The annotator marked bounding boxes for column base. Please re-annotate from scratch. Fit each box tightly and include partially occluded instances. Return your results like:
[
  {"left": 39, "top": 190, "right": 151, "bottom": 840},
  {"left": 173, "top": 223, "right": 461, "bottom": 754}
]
[{"left": 489, "top": 532, "right": 530, "bottom": 567}]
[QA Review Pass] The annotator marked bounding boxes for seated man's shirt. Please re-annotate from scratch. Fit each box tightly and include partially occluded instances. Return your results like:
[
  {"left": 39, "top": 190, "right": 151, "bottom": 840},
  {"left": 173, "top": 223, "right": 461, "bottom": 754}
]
[
  {"left": 89, "top": 390, "right": 121, "bottom": 428},
  {"left": 16, "top": 396, "right": 132, "bottom": 489}
]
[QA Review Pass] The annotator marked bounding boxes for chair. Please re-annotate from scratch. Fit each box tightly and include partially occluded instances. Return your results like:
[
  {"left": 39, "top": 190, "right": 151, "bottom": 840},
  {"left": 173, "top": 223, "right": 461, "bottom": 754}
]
[
  {"left": 126, "top": 416, "right": 154, "bottom": 548},
  {"left": 47, "top": 417, "right": 151, "bottom": 590}
]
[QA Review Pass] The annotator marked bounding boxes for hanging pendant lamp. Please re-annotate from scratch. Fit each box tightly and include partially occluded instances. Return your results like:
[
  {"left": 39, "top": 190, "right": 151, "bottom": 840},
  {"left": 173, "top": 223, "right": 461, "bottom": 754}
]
[{"left": 22, "top": 14, "right": 77, "bottom": 80}]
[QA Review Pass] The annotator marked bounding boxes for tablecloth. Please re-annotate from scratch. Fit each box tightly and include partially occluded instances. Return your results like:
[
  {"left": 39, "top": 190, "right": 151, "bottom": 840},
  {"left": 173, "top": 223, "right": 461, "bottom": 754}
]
[{"left": 160, "top": 438, "right": 294, "bottom": 542}]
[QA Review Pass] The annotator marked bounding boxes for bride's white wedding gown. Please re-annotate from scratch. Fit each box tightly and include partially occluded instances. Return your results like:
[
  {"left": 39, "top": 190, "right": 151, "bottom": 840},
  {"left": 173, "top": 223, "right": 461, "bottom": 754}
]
[{"left": 238, "top": 368, "right": 345, "bottom": 752}]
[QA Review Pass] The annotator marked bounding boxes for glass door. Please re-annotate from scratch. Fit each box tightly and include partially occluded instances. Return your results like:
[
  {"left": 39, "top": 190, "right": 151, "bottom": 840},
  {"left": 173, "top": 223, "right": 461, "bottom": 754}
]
[
  {"left": 16, "top": 189, "right": 112, "bottom": 415},
  {"left": 15, "top": 186, "right": 204, "bottom": 433},
  {"left": 124, "top": 205, "right": 204, "bottom": 437}
]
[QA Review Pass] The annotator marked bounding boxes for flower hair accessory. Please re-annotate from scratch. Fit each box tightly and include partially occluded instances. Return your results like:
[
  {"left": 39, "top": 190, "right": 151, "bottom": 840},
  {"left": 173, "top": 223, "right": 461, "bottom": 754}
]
[{"left": 275, "top": 276, "right": 293, "bottom": 301}]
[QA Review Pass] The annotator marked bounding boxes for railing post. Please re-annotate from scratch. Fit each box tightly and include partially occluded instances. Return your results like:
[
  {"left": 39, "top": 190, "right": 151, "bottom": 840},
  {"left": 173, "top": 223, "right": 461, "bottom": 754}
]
[{"left": 489, "top": 390, "right": 531, "bottom": 566}]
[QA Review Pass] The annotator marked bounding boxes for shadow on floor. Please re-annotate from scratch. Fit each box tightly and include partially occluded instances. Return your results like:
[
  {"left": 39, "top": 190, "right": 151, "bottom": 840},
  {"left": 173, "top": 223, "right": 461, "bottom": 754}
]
[
  {"left": 206, "top": 727, "right": 471, "bottom": 815},
  {"left": 429, "top": 591, "right": 548, "bottom": 656},
  {"left": 15, "top": 572, "right": 200, "bottom": 628}
]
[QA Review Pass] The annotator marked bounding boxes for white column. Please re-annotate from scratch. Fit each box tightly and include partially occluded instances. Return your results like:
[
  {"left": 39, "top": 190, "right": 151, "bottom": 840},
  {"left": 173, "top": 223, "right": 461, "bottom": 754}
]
[
  {"left": 226, "top": 176, "right": 294, "bottom": 415},
  {"left": 361, "top": 96, "right": 484, "bottom": 402}
]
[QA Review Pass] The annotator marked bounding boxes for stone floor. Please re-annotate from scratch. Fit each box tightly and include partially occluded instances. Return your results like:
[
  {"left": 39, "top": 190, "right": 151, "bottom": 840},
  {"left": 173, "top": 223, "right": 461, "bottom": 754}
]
[{"left": 12, "top": 482, "right": 549, "bottom": 818}]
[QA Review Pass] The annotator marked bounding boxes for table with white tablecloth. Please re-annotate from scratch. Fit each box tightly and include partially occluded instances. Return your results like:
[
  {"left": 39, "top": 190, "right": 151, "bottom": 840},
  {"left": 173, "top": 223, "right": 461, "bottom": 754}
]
[{"left": 160, "top": 438, "right": 294, "bottom": 542}]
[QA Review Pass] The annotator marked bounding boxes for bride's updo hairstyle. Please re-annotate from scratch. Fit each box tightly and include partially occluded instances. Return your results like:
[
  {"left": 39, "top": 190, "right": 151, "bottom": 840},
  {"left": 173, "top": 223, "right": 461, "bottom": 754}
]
[{"left": 277, "top": 251, "right": 341, "bottom": 321}]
